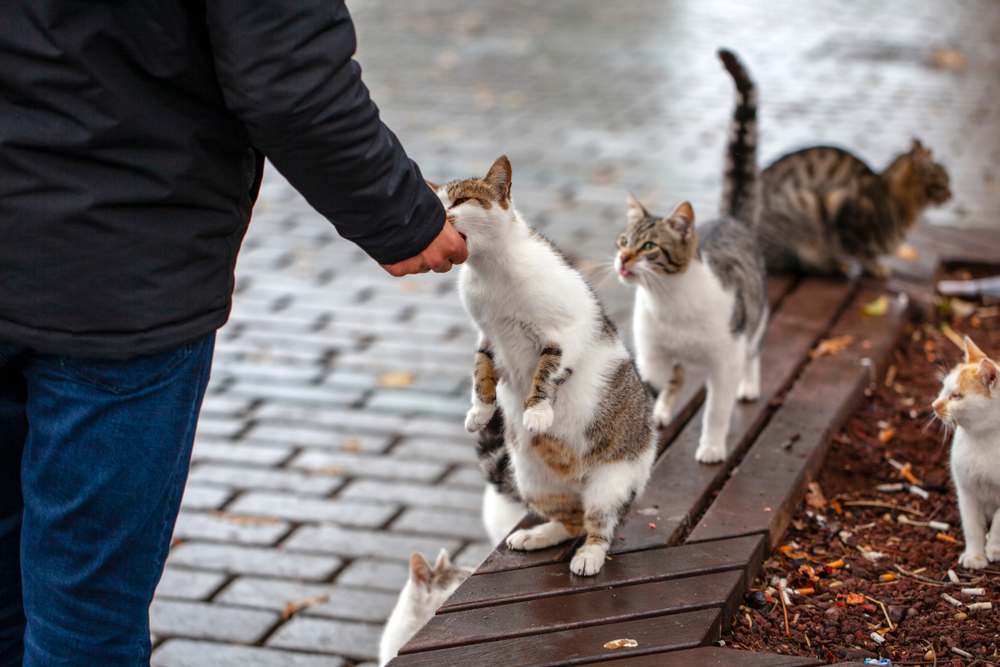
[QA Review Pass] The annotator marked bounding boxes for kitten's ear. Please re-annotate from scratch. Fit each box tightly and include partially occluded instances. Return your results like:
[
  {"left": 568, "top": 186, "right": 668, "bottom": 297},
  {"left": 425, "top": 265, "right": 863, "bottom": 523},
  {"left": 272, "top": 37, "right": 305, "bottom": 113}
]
[
  {"left": 409, "top": 552, "right": 432, "bottom": 587},
  {"left": 964, "top": 336, "right": 986, "bottom": 364},
  {"left": 484, "top": 155, "right": 512, "bottom": 201},
  {"left": 666, "top": 201, "right": 696, "bottom": 239},
  {"left": 978, "top": 359, "right": 999, "bottom": 390},
  {"left": 433, "top": 548, "right": 451, "bottom": 571},
  {"left": 425, "top": 179, "right": 441, "bottom": 192},
  {"left": 910, "top": 138, "right": 931, "bottom": 161},
  {"left": 626, "top": 193, "right": 649, "bottom": 225}
]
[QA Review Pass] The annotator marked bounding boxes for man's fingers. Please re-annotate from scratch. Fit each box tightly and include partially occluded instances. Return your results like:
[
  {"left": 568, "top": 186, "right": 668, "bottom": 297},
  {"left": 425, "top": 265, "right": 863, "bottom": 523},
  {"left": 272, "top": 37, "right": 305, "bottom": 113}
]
[{"left": 431, "top": 260, "right": 452, "bottom": 273}]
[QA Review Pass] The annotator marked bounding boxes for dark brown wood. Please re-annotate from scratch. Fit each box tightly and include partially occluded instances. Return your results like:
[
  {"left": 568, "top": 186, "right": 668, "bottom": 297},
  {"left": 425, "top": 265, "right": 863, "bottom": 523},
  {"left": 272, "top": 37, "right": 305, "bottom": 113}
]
[
  {"left": 577, "top": 646, "right": 824, "bottom": 667},
  {"left": 441, "top": 534, "right": 764, "bottom": 612},
  {"left": 612, "top": 278, "right": 856, "bottom": 554},
  {"left": 402, "top": 568, "right": 744, "bottom": 653},
  {"left": 388, "top": 609, "right": 719, "bottom": 667},
  {"left": 687, "top": 285, "right": 908, "bottom": 546}
]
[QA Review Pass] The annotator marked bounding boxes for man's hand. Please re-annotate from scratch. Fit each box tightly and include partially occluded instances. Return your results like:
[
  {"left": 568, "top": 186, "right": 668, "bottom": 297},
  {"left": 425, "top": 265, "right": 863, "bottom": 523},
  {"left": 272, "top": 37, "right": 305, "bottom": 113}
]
[{"left": 382, "top": 219, "right": 468, "bottom": 276}]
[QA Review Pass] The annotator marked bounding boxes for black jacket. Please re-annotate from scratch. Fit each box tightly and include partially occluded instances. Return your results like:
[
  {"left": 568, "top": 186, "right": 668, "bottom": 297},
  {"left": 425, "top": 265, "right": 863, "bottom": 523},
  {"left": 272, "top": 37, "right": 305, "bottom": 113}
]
[{"left": 0, "top": 1, "right": 444, "bottom": 358}]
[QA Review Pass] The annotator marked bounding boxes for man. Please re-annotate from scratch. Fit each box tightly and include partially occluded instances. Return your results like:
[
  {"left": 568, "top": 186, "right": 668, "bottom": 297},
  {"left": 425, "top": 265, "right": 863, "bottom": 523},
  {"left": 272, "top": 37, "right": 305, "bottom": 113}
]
[{"left": 0, "top": 2, "right": 467, "bottom": 665}]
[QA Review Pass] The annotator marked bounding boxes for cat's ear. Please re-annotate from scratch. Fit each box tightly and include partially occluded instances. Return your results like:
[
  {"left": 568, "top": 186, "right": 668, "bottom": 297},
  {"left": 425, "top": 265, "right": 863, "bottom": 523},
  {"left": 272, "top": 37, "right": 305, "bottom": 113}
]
[
  {"left": 977, "top": 359, "right": 999, "bottom": 391},
  {"left": 964, "top": 336, "right": 986, "bottom": 364},
  {"left": 425, "top": 179, "right": 441, "bottom": 192},
  {"left": 910, "top": 138, "right": 931, "bottom": 161},
  {"left": 666, "top": 201, "right": 696, "bottom": 239},
  {"left": 626, "top": 193, "right": 649, "bottom": 225},
  {"left": 433, "top": 548, "right": 452, "bottom": 571},
  {"left": 484, "top": 155, "right": 512, "bottom": 201},
  {"left": 409, "top": 552, "right": 433, "bottom": 587}
]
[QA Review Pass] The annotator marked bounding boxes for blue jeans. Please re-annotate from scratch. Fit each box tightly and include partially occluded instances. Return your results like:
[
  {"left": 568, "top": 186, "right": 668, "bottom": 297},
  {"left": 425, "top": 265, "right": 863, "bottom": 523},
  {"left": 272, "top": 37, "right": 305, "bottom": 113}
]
[{"left": 0, "top": 334, "right": 214, "bottom": 666}]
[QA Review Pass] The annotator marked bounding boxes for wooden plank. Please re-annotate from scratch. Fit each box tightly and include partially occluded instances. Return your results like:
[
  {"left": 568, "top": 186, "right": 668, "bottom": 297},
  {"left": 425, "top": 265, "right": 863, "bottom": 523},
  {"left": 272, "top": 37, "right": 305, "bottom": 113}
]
[
  {"left": 441, "top": 534, "right": 763, "bottom": 612},
  {"left": 475, "top": 278, "right": 796, "bottom": 575},
  {"left": 687, "top": 285, "right": 908, "bottom": 546},
  {"left": 388, "top": 609, "right": 719, "bottom": 667},
  {"left": 576, "top": 646, "right": 824, "bottom": 667},
  {"left": 401, "top": 568, "right": 743, "bottom": 653},
  {"left": 612, "top": 278, "right": 856, "bottom": 554}
]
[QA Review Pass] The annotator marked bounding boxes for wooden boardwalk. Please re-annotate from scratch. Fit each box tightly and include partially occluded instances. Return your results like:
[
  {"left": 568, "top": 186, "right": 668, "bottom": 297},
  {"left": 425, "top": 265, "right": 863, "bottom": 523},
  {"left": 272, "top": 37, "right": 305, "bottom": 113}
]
[{"left": 389, "top": 226, "right": 1000, "bottom": 667}]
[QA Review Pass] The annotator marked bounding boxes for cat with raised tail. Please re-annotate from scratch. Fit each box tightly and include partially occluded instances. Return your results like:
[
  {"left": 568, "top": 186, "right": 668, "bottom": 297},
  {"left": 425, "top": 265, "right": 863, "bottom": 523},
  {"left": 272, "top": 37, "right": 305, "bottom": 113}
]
[
  {"left": 433, "top": 156, "right": 655, "bottom": 576},
  {"left": 378, "top": 550, "right": 472, "bottom": 666},
  {"left": 933, "top": 336, "right": 1000, "bottom": 570},
  {"left": 615, "top": 49, "right": 768, "bottom": 464}
]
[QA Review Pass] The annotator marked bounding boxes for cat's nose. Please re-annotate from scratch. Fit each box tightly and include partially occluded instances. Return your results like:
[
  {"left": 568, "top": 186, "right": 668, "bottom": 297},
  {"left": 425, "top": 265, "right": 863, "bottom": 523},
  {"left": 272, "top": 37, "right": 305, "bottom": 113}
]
[{"left": 932, "top": 398, "right": 946, "bottom": 416}]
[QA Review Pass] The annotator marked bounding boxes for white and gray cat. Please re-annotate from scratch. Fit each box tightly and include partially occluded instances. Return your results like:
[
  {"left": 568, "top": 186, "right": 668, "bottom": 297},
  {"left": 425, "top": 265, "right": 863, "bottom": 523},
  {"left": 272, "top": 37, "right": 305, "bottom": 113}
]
[
  {"left": 433, "top": 156, "right": 655, "bottom": 576},
  {"left": 615, "top": 49, "right": 768, "bottom": 464},
  {"left": 378, "top": 550, "right": 472, "bottom": 666},
  {"left": 933, "top": 336, "right": 1000, "bottom": 570}
]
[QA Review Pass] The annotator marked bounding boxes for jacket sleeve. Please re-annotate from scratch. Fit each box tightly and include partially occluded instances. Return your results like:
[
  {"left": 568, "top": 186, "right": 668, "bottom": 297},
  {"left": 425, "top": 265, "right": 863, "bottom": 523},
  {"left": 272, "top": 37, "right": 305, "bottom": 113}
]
[{"left": 206, "top": 0, "right": 444, "bottom": 265}]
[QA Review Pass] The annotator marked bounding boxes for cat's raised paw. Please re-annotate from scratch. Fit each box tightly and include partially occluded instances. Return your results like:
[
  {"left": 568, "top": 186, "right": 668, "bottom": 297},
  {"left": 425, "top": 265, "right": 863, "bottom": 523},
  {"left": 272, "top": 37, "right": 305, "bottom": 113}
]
[
  {"left": 464, "top": 402, "right": 496, "bottom": 432},
  {"left": 694, "top": 438, "right": 726, "bottom": 464},
  {"left": 522, "top": 402, "right": 554, "bottom": 433},
  {"left": 569, "top": 544, "right": 607, "bottom": 576},
  {"left": 959, "top": 550, "right": 989, "bottom": 570}
]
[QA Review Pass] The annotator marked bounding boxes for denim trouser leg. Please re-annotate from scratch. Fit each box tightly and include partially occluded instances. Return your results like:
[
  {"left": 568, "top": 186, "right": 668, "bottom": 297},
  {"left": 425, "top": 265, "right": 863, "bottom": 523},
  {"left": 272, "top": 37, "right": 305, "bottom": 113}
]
[
  {"left": 2, "top": 334, "right": 214, "bottom": 667},
  {"left": 0, "top": 348, "right": 28, "bottom": 667}
]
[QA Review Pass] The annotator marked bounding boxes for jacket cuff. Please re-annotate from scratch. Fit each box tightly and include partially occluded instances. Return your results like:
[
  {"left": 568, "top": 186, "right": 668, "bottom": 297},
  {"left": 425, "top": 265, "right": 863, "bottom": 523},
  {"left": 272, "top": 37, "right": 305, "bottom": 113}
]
[{"left": 357, "top": 169, "right": 445, "bottom": 265}]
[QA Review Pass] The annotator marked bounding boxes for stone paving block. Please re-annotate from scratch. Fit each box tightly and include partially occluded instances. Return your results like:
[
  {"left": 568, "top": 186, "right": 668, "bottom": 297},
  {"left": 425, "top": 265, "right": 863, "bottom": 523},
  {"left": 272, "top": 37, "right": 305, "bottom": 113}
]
[
  {"left": 188, "top": 463, "right": 344, "bottom": 495},
  {"left": 335, "top": 559, "right": 409, "bottom": 592},
  {"left": 283, "top": 524, "right": 462, "bottom": 561},
  {"left": 194, "top": 417, "right": 245, "bottom": 440},
  {"left": 391, "top": 437, "right": 478, "bottom": 464},
  {"left": 404, "top": 416, "right": 472, "bottom": 442},
  {"left": 226, "top": 380, "right": 363, "bottom": 406},
  {"left": 442, "top": 465, "right": 487, "bottom": 489},
  {"left": 152, "top": 639, "right": 346, "bottom": 667},
  {"left": 455, "top": 541, "right": 496, "bottom": 569},
  {"left": 288, "top": 449, "right": 446, "bottom": 482},
  {"left": 227, "top": 491, "right": 398, "bottom": 528},
  {"left": 390, "top": 507, "right": 486, "bottom": 541},
  {"left": 173, "top": 511, "right": 291, "bottom": 546},
  {"left": 267, "top": 616, "right": 382, "bottom": 661},
  {"left": 340, "top": 480, "right": 481, "bottom": 512},
  {"left": 246, "top": 423, "right": 393, "bottom": 453},
  {"left": 254, "top": 404, "right": 409, "bottom": 435},
  {"left": 167, "top": 543, "right": 341, "bottom": 581},
  {"left": 364, "top": 390, "right": 468, "bottom": 419},
  {"left": 191, "top": 441, "right": 292, "bottom": 466},
  {"left": 180, "top": 484, "right": 234, "bottom": 511},
  {"left": 210, "top": 360, "right": 324, "bottom": 384},
  {"left": 149, "top": 599, "right": 278, "bottom": 643},
  {"left": 198, "top": 395, "right": 254, "bottom": 419},
  {"left": 155, "top": 568, "right": 227, "bottom": 601},
  {"left": 215, "top": 577, "right": 397, "bottom": 623}
]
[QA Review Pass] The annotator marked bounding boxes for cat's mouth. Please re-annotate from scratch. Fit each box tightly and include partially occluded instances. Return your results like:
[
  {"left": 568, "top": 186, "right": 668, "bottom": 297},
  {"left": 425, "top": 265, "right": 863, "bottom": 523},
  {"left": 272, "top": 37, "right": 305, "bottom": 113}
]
[{"left": 618, "top": 266, "right": 635, "bottom": 280}]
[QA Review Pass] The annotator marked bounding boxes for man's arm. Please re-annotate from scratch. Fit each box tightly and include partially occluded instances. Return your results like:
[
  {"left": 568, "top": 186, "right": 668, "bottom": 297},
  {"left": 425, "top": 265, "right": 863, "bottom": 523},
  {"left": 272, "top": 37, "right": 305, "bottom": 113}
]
[{"left": 206, "top": 0, "right": 458, "bottom": 268}]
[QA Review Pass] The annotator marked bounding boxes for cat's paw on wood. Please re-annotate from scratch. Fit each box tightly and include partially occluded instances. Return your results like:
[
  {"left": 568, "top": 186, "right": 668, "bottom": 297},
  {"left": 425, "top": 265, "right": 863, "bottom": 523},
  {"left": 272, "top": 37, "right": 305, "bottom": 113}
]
[
  {"left": 958, "top": 550, "right": 989, "bottom": 570},
  {"left": 522, "top": 402, "right": 554, "bottom": 433},
  {"left": 506, "top": 521, "right": 572, "bottom": 551},
  {"left": 569, "top": 544, "right": 607, "bottom": 576},
  {"left": 694, "top": 437, "right": 726, "bottom": 464},
  {"left": 464, "top": 402, "right": 495, "bottom": 432},
  {"left": 986, "top": 543, "right": 1000, "bottom": 563}
]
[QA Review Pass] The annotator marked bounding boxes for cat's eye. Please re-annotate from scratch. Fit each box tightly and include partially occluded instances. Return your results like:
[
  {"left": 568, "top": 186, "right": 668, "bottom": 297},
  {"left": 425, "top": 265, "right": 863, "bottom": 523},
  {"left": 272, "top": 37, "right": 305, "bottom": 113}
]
[
  {"left": 950, "top": 391, "right": 963, "bottom": 400},
  {"left": 449, "top": 197, "right": 470, "bottom": 209},
  {"left": 641, "top": 242, "right": 656, "bottom": 251}
]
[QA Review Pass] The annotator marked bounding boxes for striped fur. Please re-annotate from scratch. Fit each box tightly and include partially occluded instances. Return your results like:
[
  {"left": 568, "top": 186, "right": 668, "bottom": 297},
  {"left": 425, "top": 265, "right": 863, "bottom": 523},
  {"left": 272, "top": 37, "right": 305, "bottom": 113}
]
[{"left": 718, "top": 48, "right": 760, "bottom": 225}]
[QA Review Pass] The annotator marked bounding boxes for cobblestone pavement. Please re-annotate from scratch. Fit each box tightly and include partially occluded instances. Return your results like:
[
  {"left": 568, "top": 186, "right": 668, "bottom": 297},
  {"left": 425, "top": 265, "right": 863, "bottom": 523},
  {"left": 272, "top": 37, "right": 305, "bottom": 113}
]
[{"left": 150, "top": 2, "right": 1000, "bottom": 665}]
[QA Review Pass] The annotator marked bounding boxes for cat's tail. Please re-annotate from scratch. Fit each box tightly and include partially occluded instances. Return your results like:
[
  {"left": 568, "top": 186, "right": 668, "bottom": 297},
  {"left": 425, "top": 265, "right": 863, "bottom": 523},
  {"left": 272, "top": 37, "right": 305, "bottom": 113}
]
[
  {"left": 718, "top": 48, "right": 760, "bottom": 226},
  {"left": 476, "top": 408, "right": 521, "bottom": 503}
]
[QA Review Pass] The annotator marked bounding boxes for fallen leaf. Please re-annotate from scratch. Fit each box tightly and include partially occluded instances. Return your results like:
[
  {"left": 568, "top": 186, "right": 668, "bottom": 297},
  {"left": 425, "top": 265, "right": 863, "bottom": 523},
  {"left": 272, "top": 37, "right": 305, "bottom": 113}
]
[
  {"left": 862, "top": 295, "right": 889, "bottom": 317},
  {"left": 895, "top": 244, "right": 920, "bottom": 261},
  {"left": 845, "top": 593, "right": 865, "bottom": 605},
  {"left": 811, "top": 335, "right": 854, "bottom": 358},
  {"left": 341, "top": 438, "right": 363, "bottom": 453},
  {"left": 313, "top": 465, "right": 345, "bottom": 476},
  {"left": 282, "top": 594, "right": 330, "bottom": 620},
  {"left": 805, "top": 482, "right": 827, "bottom": 510},
  {"left": 929, "top": 48, "right": 968, "bottom": 72},
  {"left": 878, "top": 428, "right": 896, "bottom": 444},
  {"left": 603, "top": 638, "right": 639, "bottom": 650},
  {"left": 378, "top": 371, "right": 416, "bottom": 387},
  {"left": 212, "top": 512, "right": 281, "bottom": 526}
]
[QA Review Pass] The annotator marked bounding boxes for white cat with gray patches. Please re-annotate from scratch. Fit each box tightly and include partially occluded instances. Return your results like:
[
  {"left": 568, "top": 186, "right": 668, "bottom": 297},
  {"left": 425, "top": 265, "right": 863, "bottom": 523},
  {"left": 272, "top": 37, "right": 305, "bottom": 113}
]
[
  {"left": 378, "top": 550, "right": 472, "bottom": 666},
  {"left": 933, "top": 337, "right": 1000, "bottom": 570},
  {"left": 616, "top": 49, "right": 768, "bottom": 464},
  {"left": 434, "top": 156, "right": 655, "bottom": 577}
]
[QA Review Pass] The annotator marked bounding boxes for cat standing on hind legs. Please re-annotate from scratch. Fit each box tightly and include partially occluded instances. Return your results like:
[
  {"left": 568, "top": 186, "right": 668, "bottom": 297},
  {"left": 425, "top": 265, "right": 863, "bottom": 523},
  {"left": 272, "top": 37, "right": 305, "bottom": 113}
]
[
  {"left": 436, "top": 155, "right": 655, "bottom": 576},
  {"left": 616, "top": 49, "right": 768, "bottom": 464},
  {"left": 933, "top": 336, "right": 1000, "bottom": 570}
]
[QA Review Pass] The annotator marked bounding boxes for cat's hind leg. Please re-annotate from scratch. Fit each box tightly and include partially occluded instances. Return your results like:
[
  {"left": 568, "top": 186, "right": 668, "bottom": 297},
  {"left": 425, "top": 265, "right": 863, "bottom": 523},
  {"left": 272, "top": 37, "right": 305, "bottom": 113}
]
[
  {"left": 737, "top": 353, "right": 760, "bottom": 402},
  {"left": 572, "top": 461, "right": 645, "bottom": 576},
  {"left": 636, "top": 349, "right": 683, "bottom": 429}
]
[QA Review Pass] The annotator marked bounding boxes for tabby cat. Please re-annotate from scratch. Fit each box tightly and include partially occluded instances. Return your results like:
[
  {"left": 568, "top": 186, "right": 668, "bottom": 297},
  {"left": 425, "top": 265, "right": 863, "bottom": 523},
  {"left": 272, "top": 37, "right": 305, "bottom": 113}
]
[
  {"left": 615, "top": 49, "right": 768, "bottom": 464},
  {"left": 758, "top": 140, "right": 951, "bottom": 276},
  {"left": 432, "top": 156, "right": 655, "bottom": 576}
]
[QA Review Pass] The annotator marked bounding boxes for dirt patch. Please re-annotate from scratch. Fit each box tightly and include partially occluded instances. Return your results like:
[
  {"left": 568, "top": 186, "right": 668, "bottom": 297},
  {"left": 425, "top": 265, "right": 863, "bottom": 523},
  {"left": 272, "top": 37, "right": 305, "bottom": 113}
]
[{"left": 725, "top": 289, "right": 1000, "bottom": 665}]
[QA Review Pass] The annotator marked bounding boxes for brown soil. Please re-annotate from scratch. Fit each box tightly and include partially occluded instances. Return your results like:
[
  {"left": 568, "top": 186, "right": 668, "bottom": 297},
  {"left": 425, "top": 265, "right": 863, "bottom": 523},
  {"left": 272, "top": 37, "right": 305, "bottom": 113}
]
[{"left": 725, "top": 287, "right": 1000, "bottom": 666}]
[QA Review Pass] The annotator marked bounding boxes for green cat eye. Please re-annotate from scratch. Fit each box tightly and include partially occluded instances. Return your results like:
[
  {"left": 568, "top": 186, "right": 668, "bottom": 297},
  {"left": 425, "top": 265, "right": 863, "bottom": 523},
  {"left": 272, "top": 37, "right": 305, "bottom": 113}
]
[{"left": 641, "top": 242, "right": 656, "bottom": 251}]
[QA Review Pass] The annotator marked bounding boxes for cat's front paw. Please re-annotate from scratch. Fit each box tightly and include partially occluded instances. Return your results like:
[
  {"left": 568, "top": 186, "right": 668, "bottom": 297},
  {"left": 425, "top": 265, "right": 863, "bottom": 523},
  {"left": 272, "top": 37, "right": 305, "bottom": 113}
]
[
  {"left": 569, "top": 544, "right": 607, "bottom": 576},
  {"left": 737, "top": 379, "right": 760, "bottom": 402},
  {"left": 986, "top": 543, "right": 1000, "bottom": 563},
  {"left": 464, "top": 402, "right": 496, "bottom": 432},
  {"left": 959, "top": 550, "right": 989, "bottom": 570},
  {"left": 522, "top": 402, "right": 554, "bottom": 433},
  {"left": 694, "top": 436, "right": 726, "bottom": 464}
]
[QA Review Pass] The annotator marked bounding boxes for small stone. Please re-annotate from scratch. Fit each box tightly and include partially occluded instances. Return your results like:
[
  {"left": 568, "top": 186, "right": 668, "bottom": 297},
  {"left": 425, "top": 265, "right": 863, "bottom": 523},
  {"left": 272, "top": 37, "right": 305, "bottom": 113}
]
[
  {"left": 746, "top": 591, "right": 768, "bottom": 609},
  {"left": 954, "top": 611, "right": 968, "bottom": 621}
]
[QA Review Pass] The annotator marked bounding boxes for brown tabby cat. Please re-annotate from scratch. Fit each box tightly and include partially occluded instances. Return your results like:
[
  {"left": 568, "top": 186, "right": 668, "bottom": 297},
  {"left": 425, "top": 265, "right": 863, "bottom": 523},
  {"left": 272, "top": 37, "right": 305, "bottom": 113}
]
[{"left": 757, "top": 140, "right": 951, "bottom": 276}]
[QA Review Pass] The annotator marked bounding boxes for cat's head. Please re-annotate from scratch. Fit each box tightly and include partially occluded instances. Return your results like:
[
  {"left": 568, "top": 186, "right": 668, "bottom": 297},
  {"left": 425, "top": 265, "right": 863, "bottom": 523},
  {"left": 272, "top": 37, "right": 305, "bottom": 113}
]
[
  {"left": 615, "top": 195, "right": 698, "bottom": 285},
  {"left": 888, "top": 138, "right": 952, "bottom": 210},
  {"left": 932, "top": 336, "right": 999, "bottom": 431},
  {"left": 404, "top": 549, "right": 472, "bottom": 610},
  {"left": 428, "top": 156, "right": 514, "bottom": 255}
]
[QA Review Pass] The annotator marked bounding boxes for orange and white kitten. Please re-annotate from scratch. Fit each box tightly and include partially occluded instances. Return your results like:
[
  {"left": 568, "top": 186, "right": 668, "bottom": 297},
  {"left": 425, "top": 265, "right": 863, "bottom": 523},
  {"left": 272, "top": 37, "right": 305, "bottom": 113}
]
[{"left": 933, "top": 336, "right": 1000, "bottom": 570}]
